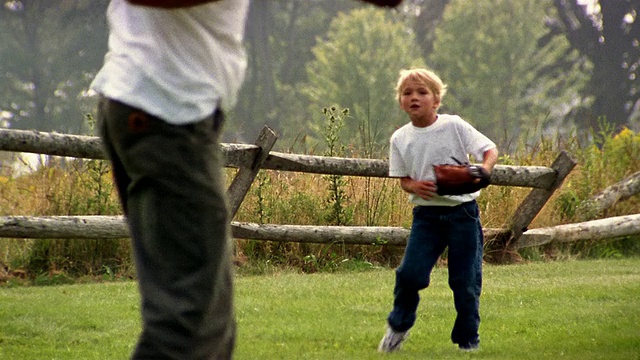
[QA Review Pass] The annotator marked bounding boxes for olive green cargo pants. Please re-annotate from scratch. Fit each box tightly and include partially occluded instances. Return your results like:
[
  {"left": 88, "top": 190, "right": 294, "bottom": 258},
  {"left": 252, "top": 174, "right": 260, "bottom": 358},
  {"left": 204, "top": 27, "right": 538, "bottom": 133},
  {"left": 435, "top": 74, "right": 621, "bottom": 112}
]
[{"left": 97, "top": 97, "right": 235, "bottom": 360}]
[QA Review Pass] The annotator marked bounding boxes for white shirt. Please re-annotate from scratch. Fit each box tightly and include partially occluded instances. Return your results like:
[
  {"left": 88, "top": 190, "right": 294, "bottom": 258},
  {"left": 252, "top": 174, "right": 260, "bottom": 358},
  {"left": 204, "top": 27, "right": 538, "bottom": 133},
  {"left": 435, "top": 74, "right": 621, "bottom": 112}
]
[
  {"left": 389, "top": 114, "right": 496, "bottom": 206},
  {"left": 90, "top": 0, "right": 249, "bottom": 124}
]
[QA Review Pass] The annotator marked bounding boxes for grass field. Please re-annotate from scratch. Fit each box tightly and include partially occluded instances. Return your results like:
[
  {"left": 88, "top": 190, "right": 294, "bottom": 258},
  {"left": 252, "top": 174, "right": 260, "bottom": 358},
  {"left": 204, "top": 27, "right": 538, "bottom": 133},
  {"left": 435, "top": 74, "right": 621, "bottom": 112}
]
[{"left": 1, "top": 258, "right": 639, "bottom": 359}]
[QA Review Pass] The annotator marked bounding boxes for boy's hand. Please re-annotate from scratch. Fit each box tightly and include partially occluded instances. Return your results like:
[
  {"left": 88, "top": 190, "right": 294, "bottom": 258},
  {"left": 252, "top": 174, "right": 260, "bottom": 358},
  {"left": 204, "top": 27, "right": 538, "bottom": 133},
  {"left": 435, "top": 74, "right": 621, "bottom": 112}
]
[{"left": 400, "top": 178, "right": 437, "bottom": 200}]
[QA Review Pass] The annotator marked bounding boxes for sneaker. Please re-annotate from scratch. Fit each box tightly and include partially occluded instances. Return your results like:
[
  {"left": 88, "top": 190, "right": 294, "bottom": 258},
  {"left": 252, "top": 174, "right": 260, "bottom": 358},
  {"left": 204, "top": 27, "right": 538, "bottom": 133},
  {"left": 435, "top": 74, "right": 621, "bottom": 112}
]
[
  {"left": 458, "top": 341, "right": 479, "bottom": 352},
  {"left": 378, "top": 327, "right": 409, "bottom": 353}
]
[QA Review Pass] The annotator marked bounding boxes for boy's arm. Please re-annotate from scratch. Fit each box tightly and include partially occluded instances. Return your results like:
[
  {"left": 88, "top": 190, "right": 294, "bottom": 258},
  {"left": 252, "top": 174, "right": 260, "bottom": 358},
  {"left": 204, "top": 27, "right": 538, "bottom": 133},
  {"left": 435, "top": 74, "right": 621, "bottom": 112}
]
[
  {"left": 482, "top": 147, "right": 499, "bottom": 173},
  {"left": 400, "top": 177, "right": 437, "bottom": 200}
]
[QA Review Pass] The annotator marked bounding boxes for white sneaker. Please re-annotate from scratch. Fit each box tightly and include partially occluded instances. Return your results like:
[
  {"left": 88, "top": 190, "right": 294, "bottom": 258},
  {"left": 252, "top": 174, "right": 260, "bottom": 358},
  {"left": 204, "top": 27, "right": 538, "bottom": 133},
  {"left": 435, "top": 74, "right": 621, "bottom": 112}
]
[
  {"left": 378, "top": 327, "right": 409, "bottom": 353},
  {"left": 458, "top": 341, "right": 479, "bottom": 352}
]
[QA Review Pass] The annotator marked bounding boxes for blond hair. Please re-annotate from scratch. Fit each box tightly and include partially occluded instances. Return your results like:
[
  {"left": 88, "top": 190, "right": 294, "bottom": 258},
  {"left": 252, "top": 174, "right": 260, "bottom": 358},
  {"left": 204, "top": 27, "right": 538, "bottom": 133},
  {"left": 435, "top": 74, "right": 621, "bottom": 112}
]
[{"left": 395, "top": 68, "right": 448, "bottom": 103}]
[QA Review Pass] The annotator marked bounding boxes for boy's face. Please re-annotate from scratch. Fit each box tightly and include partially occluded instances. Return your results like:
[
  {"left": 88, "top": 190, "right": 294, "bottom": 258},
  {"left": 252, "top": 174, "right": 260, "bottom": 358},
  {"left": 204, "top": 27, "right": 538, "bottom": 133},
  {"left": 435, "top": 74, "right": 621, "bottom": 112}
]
[{"left": 399, "top": 78, "right": 440, "bottom": 124}]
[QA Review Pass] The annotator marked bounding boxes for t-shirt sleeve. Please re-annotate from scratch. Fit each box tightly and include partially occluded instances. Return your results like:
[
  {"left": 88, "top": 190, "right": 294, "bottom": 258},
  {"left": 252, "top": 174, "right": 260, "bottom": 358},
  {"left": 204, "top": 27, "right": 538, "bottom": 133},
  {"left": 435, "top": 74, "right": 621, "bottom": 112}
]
[
  {"left": 459, "top": 119, "right": 496, "bottom": 161},
  {"left": 388, "top": 135, "right": 407, "bottom": 178}
]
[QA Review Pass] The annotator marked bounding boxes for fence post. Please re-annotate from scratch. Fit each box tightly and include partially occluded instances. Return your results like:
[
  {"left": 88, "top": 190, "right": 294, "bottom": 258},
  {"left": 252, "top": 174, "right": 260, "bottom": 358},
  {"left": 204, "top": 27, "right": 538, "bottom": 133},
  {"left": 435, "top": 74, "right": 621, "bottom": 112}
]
[
  {"left": 504, "top": 150, "right": 577, "bottom": 248},
  {"left": 226, "top": 126, "right": 278, "bottom": 217}
]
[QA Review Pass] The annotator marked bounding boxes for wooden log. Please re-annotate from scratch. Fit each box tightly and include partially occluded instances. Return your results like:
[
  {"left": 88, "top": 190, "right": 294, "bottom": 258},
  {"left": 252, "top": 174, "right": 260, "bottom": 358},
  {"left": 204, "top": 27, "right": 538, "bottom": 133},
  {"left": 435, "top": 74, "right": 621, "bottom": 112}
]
[
  {"left": 231, "top": 222, "right": 410, "bottom": 245},
  {"left": 513, "top": 214, "right": 640, "bottom": 249},
  {"left": 227, "top": 126, "right": 278, "bottom": 217},
  {"left": 263, "top": 152, "right": 390, "bottom": 178},
  {"left": 0, "top": 128, "right": 556, "bottom": 188},
  {"left": 576, "top": 171, "right": 640, "bottom": 221},
  {"left": 9, "top": 213, "right": 635, "bottom": 251},
  {"left": 505, "top": 151, "right": 577, "bottom": 241},
  {"left": 232, "top": 223, "right": 505, "bottom": 246},
  {"left": 0, "top": 215, "right": 129, "bottom": 239},
  {"left": 0, "top": 129, "right": 105, "bottom": 159},
  {"left": 0, "top": 215, "right": 503, "bottom": 246}
]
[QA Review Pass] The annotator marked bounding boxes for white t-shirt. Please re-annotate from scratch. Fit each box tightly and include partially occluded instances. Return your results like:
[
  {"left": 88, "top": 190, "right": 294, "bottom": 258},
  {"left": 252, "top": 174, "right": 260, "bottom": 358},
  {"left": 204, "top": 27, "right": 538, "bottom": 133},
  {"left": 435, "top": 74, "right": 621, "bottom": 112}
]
[
  {"left": 90, "top": 0, "right": 249, "bottom": 124},
  {"left": 389, "top": 114, "right": 496, "bottom": 206}
]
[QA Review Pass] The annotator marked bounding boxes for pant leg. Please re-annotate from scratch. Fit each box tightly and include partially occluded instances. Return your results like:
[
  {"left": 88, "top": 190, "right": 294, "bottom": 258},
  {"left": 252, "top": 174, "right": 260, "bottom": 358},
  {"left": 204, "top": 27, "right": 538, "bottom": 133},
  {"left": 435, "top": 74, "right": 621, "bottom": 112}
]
[
  {"left": 97, "top": 97, "right": 131, "bottom": 214},
  {"left": 387, "top": 206, "right": 447, "bottom": 332},
  {"left": 97, "top": 98, "right": 235, "bottom": 360},
  {"left": 446, "top": 201, "right": 483, "bottom": 346}
]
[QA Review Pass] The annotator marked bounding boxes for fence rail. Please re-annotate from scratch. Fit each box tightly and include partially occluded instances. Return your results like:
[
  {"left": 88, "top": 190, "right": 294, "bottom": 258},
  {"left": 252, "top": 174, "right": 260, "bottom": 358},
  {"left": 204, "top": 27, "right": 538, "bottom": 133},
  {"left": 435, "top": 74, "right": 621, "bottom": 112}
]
[
  {"left": 1, "top": 214, "right": 637, "bottom": 249},
  {"left": 0, "top": 128, "right": 555, "bottom": 187},
  {"left": 1, "top": 127, "right": 639, "bottom": 256}
]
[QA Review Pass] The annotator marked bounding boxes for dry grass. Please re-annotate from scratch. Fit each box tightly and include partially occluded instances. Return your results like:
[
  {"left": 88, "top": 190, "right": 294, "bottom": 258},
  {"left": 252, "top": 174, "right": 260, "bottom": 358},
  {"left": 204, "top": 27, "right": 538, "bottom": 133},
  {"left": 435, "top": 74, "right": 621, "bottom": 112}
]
[{"left": 0, "top": 128, "right": 638, "bottom": 280}]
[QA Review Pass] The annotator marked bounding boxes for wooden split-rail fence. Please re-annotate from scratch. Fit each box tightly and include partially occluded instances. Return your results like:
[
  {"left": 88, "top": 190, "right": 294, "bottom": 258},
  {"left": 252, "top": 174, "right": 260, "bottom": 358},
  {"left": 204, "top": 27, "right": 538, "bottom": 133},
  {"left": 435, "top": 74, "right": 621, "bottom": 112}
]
[{"left": 1, "top": 126, "right": 639, "bottom": 259}]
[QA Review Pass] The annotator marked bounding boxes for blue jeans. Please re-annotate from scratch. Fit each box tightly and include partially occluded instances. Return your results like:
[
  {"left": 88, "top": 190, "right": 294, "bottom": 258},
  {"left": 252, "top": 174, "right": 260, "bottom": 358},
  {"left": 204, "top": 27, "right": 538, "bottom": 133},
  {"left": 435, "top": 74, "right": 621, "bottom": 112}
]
[
  {"left": 97, "top": 98, "right": 235, "bottom": 359},
  {"left": 386, "top": 201, "right": 483, "bottom": 346}
]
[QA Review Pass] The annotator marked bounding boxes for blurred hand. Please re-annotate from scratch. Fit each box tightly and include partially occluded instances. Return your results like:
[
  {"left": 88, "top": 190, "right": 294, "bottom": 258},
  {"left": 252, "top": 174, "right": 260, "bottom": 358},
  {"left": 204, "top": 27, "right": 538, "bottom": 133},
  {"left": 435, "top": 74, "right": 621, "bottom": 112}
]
[{"left": 400, "top": 177, "right": 437, "bottom": 200}]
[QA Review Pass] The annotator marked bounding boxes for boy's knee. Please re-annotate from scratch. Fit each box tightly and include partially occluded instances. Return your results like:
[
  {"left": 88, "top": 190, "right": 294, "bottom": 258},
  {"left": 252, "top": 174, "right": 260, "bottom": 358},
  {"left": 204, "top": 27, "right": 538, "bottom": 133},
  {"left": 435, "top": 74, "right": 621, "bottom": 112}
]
[{"left": 396, "top": 267, "right": 430, "bottom": 290}]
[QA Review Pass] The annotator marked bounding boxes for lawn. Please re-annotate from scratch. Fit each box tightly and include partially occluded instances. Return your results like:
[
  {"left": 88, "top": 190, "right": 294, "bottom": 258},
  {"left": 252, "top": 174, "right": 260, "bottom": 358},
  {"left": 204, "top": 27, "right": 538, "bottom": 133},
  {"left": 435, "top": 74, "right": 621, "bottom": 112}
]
[{"left": 1, "top": 258, "right": 639, "bottom": 359}]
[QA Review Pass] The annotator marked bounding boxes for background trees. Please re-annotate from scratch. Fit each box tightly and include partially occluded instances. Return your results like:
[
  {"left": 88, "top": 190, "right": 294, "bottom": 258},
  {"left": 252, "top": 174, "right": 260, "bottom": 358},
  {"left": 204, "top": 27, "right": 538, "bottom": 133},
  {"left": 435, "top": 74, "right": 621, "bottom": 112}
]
[
  {"left": 231, "top": 1, "right": 361, "bottom": 144},
  {"left": 543, "top": 0, "right": 639, "bottom": 131},
  {"left": 429, "top": 0, "right": 589, "bottom": 150},
  {"left": 302, "top": 7, "right": 425, "bottom": 157},
  {"left": 0, "top": 0, "right": 108, "bottom": 133},
  {"left": 1, "top": 0, "right": 637, "bottom": 152}
]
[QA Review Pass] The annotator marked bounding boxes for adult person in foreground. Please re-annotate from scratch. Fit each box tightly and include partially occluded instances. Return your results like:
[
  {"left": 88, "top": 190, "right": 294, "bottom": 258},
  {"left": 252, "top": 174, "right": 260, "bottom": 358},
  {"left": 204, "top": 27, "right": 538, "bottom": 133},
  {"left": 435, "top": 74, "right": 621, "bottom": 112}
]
[
  {"left": 379, "top": 68, "right": 498, "bottom": 353},
  {"left": 92, "top": 1, "right": 250, "bottom": 358},
  {"left": 91, "top": 0, "right": 404, "bottom": 359}
]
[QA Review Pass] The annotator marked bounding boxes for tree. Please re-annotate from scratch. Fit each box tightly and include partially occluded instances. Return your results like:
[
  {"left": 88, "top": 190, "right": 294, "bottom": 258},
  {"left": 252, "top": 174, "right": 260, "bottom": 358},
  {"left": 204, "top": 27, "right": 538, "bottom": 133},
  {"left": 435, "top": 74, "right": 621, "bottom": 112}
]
[
  {"left": 231, "top": 0, "right": 360, "bottom": 143},
  {"left": 0, "top": 0, "right": 108, "bottom": 134},
  {"left": 303, "top": 7, "right": 425, "bottom": 157},
  {"left": 543, "top": 0, "right": 640, "bottom": 131},
  {"left": 411, "top": 0, "right": 451, "bottom": 59},
  {"left": 429, "top": 0, "right": 589, "bottom": 150}
]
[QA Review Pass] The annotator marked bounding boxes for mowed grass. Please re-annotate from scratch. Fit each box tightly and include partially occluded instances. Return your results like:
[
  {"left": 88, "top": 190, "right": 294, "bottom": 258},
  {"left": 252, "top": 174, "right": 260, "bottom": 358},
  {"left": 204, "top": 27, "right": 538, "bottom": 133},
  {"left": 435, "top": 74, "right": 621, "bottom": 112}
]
[{"left": 1, "top": 258, "right": 639, "bottom": 360}]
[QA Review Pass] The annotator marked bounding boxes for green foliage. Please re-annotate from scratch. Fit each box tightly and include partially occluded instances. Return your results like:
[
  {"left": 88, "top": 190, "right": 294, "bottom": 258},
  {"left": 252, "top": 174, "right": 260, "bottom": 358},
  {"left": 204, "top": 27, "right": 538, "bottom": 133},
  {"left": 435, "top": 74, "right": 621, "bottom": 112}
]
[
  {"left": 23, "top": 237, "right": 132, "bottom": 280},
  {"left": 12, "top": 159, "right": 131, "bottom": 279},
  {"left": 253, "top": 171, "right": 272, "bottom": 224},
  {"left": 556, "top": 126, "right": 640, "bottom": 221},
  {"left": 430, "top": 0, "right": 590, "bottom": 150},
  {"left": 229, "top": 1, "right": 361, "bottom": 142},
  {"left": 303, "top": 7, "right": 425, "bottom": 156},
  {"left": 545, "top": 1, "right": 639, "bottom": 130},
  {"left": 0, "top": 1, "right": 108, "bottom": 134},
  {"left": 321, "top": 106, "right": 353, "bottom": 226},
  {"left": 532, "top": 125, "right": 640, "bottom": 260},
  {"left": 46, "top": 159, "right": 118, "bottom": 216}
]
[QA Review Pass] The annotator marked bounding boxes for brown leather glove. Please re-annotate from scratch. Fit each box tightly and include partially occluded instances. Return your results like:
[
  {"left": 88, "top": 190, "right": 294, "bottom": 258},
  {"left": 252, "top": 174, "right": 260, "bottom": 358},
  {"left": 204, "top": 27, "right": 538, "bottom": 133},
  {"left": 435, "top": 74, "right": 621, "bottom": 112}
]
[{"left": 433, "top": 158, "right": 490, "bottom": 196}]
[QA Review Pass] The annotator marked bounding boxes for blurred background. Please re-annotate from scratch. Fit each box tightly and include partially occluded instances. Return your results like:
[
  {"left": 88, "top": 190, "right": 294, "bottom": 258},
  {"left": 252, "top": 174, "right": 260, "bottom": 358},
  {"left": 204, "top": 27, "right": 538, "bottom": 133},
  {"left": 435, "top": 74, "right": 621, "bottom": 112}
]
[{"left": 1, "top": 0, "right": 637, "bottom": 156}]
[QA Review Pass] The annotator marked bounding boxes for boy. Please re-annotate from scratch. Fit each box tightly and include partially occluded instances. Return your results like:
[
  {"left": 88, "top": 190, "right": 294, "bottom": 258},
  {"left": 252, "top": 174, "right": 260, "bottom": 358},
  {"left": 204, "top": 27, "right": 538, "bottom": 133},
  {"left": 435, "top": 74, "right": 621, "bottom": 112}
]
[{"left": 379, "top": 68, "right": 498, "bottom": 353}]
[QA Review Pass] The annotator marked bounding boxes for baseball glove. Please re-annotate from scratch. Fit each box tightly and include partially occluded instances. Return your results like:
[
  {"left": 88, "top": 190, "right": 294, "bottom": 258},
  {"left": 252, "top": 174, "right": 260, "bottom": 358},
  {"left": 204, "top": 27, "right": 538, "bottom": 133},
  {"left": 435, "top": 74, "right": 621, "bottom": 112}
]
[{"left": 433, "top": 158, "right": 490, "bottom": 196}]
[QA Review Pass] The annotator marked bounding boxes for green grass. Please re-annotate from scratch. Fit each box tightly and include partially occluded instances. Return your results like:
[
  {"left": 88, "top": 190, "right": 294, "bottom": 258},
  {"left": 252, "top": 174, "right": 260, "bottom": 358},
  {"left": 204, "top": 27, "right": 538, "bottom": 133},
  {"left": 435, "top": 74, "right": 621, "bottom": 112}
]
[{"left": 1, "top": 258, "right": 639, "bottom": 359}]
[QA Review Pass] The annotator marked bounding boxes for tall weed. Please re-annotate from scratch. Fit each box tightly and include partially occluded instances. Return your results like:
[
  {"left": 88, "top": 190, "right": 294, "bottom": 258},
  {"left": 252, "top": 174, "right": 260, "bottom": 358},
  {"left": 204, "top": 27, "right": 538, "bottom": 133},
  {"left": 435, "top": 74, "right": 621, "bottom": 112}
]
[
  {"left": 530, "top": 126, "right": 640, "bottom": 260},
  {"left": 0, "top": 158, "right": 131, "bottom": 282}
]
